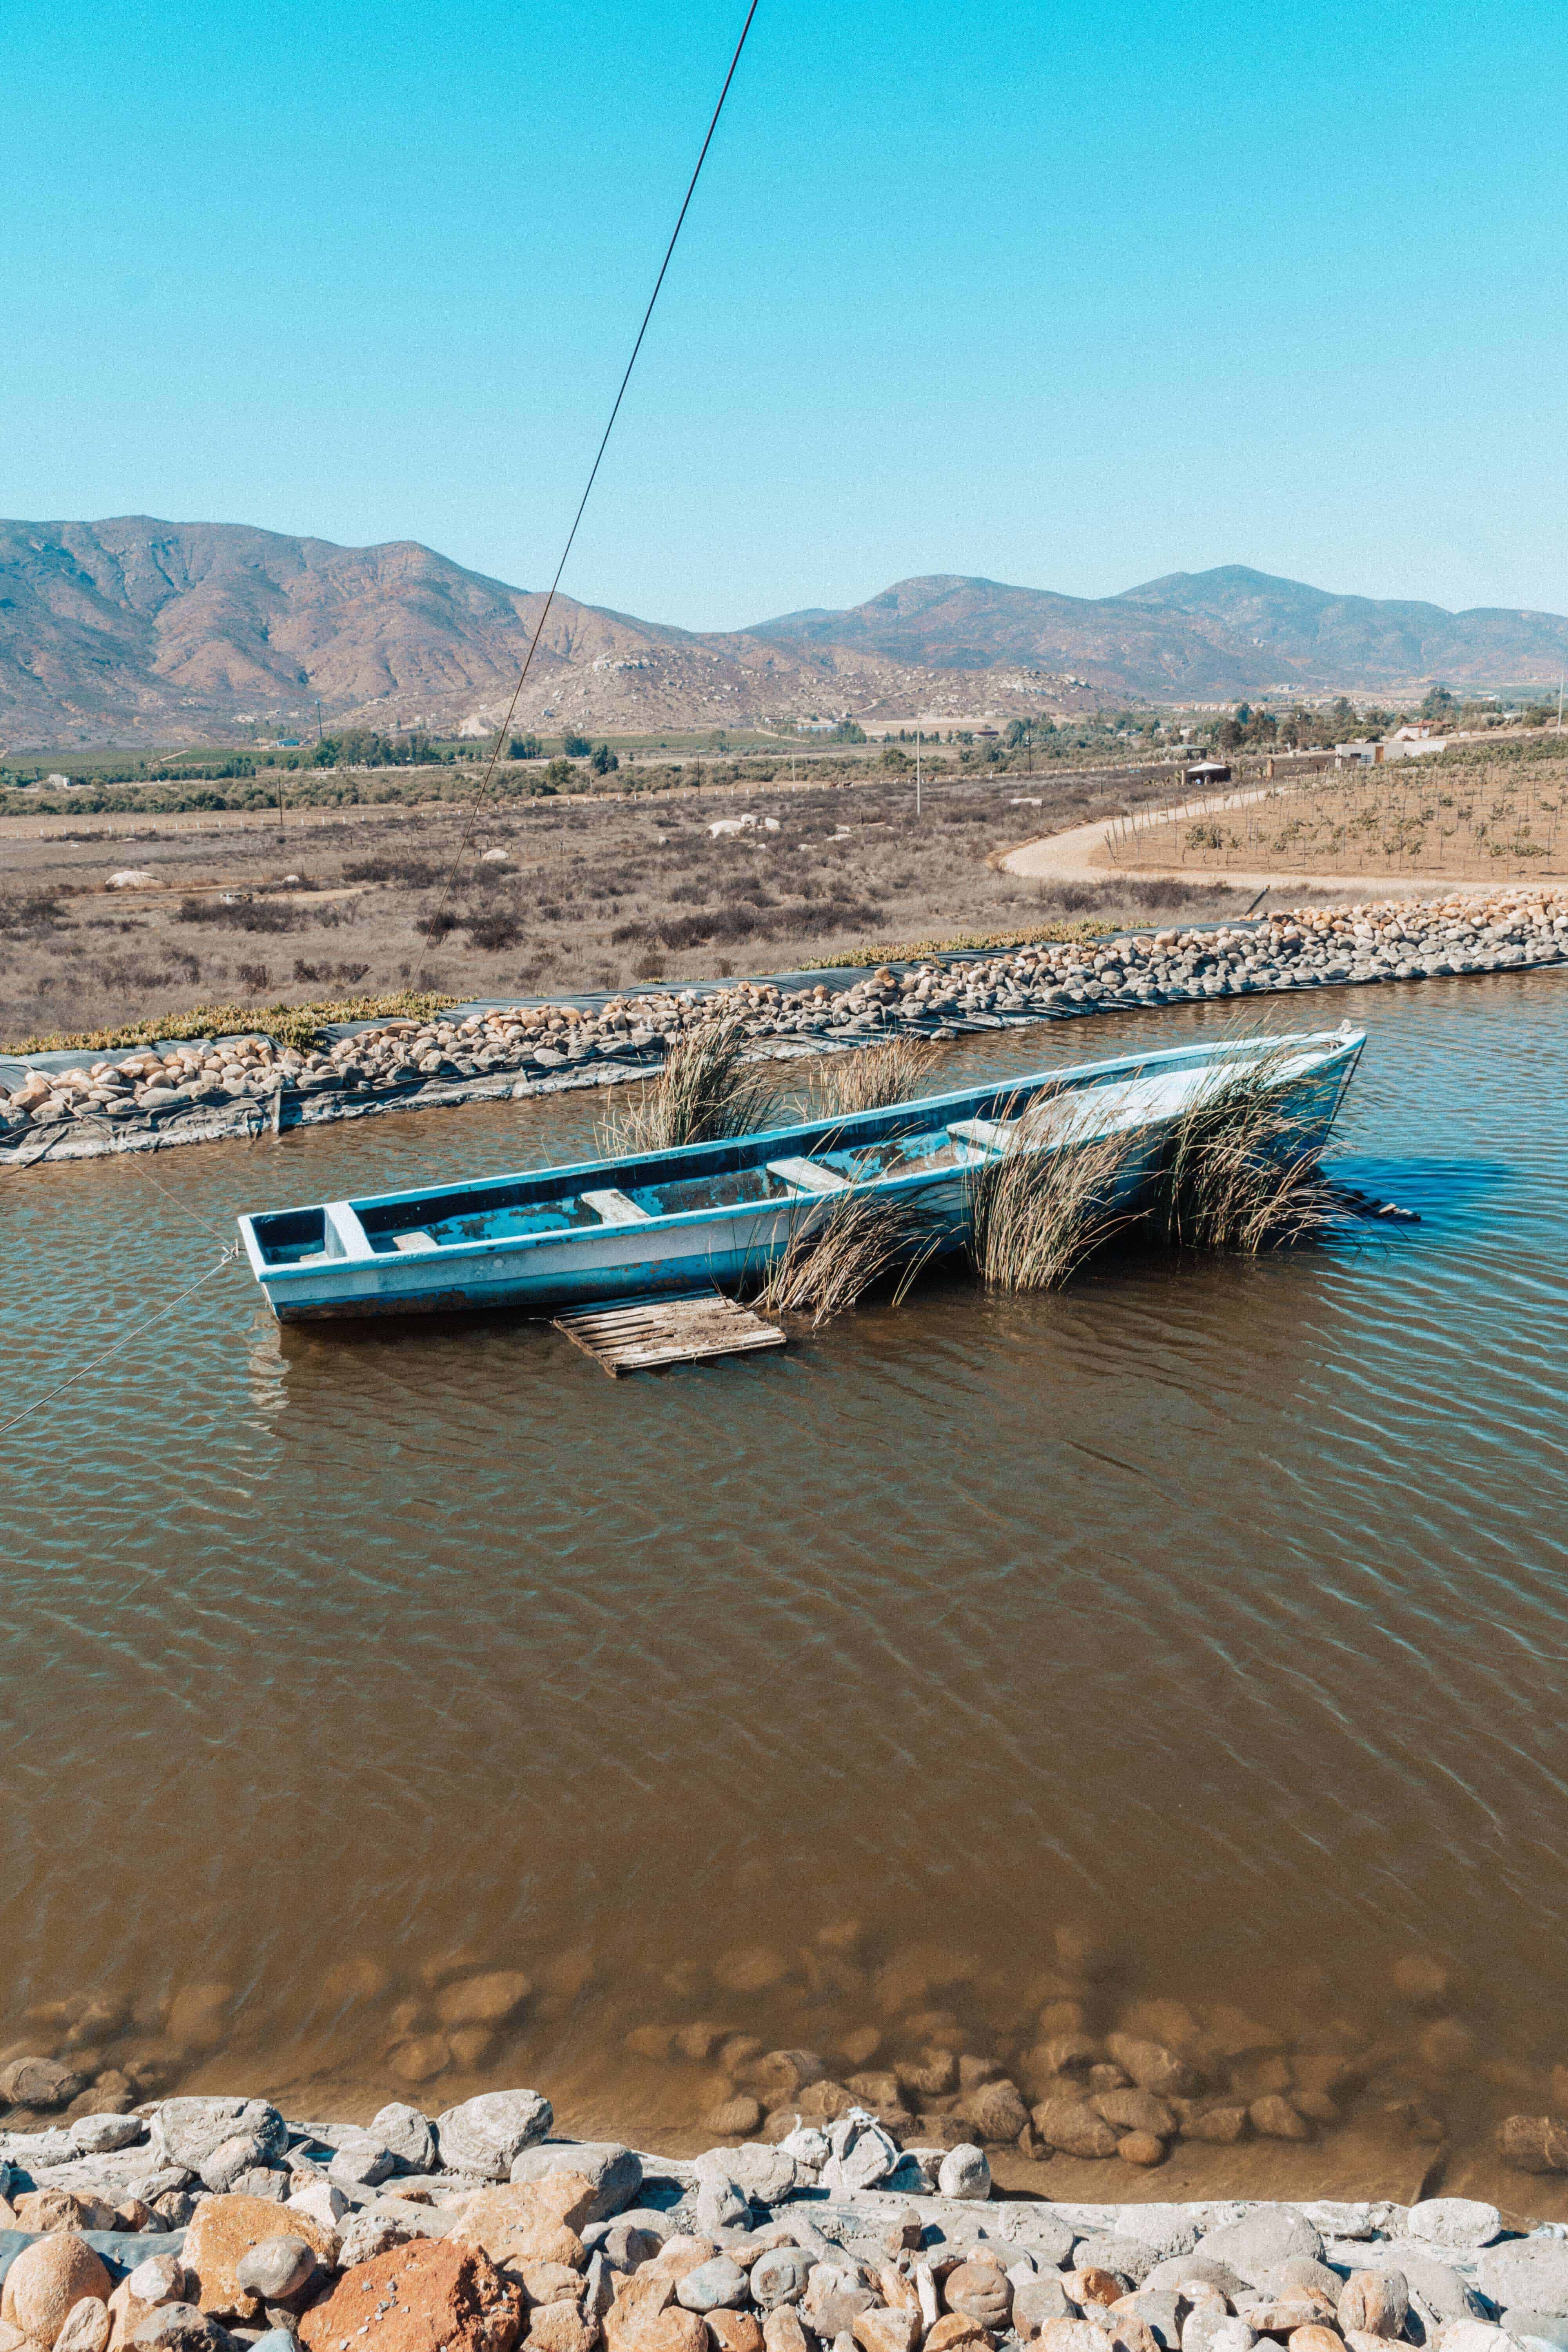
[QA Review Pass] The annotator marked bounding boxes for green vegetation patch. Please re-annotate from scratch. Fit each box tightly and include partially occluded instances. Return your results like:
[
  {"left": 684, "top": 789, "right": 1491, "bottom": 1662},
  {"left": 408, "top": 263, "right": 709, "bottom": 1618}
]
[
  {"left": 9, "top": 988, "right": 459, "bottom": 1057},
  {"left": 802, "top": 920, "right": 1112, "bottom": 969}
]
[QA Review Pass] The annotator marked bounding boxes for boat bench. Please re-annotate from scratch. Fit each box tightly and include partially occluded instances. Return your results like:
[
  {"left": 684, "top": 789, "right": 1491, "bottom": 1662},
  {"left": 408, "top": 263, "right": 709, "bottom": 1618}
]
[
  {"left": 766, "top": 1155, "right": 850, "bottom": 1196},
  {"left": 583, "top": 1187, "right": 651, "bottom": 1225},
  {"left": 947, "top": 1117, "right": 1018, "bottom": 1151}
]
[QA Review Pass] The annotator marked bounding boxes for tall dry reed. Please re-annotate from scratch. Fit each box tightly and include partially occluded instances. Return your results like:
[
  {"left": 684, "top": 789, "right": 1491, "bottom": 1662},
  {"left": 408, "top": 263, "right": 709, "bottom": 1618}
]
[
  {"left": 601, "top": 1017, "right": 781, "bottom": 1153},
  {"left": 964, "top": 1094, "right": 1143, "bottom": 1290},
  {"left": 753, "top": 1184, "right": 947, "bottom": 1327},
  {"left": 1154, "top": 1044, "right": 1334, "bottom": 1253},
  {"left": 808, "top": 1035, "right": 940, "bottom": 1118}
]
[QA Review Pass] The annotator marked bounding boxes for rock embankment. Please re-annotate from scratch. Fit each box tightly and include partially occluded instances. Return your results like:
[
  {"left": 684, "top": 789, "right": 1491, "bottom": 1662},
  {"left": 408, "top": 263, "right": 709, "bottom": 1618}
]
[
  {"left": 2, "top": 886, "right": 1564, "bottom": 1167},
  {"left": 3, "top": 2089, "right": 1568, "bottom": 2352}
]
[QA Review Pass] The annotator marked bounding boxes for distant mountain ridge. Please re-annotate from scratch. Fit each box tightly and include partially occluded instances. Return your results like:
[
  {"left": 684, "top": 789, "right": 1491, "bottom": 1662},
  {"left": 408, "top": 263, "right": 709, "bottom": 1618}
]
[
  {"left": 749, "top": 565, "right": 1568, "bottom": 697},
  {"left": 3, "top": 521, "right": 1565, "bottom": 749}
]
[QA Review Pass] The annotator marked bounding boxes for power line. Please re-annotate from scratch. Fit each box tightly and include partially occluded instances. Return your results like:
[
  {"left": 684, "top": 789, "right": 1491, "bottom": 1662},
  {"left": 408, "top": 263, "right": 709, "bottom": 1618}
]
[{"left": 412, "top": 0, "right": 763, "bottom": 984}]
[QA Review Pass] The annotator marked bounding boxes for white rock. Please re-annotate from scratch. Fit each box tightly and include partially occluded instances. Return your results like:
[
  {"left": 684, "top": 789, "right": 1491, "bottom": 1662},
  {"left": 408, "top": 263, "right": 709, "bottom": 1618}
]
[
  {"left": 287, "top": 2179, "right": 350, "bottom": 2230},
  {"left": 71, "top": 2114, "right": 146, "bottom": 2155},
  {"left": 436, "top": 2087, "right": 553, "bottom": 2180},
  {"left": 937, "top": 2142, "right": 991, "bottom": 2200},
  {"left": 1410, "top": 2200, "right": 1503, "bottom": 2252}
]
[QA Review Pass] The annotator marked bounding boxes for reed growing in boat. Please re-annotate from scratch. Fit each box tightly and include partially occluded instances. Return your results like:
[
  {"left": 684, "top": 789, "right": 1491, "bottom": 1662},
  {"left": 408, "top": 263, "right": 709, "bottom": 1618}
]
[
  {"left": 1155, "top": 1040, "right": 1336, "bottom": 1254},
  {"left": 965, "top": 1094, "right": 1143, "bottom": 1292},
  {"left": 752, "top": 1181, "right": 946, "bottom": 1327},
  {"left": 602, "top": 1016, "right": 780, "bottom": 1152}
]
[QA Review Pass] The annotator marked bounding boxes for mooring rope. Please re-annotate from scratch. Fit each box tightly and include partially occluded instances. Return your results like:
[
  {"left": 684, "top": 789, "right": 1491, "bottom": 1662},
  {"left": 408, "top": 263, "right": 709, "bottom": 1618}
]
[
  {"left": 410, "top": 0, "right": 764, "bottom": 985},
  {"left": 0, "top": 1242, "right": 242, "bottom": 1441}
]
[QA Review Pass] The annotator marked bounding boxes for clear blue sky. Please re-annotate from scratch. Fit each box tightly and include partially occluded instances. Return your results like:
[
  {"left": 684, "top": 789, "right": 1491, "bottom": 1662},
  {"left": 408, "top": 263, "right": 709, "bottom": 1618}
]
[{"left": 5, "top": 0, "right": 1565, "bottom": 630}]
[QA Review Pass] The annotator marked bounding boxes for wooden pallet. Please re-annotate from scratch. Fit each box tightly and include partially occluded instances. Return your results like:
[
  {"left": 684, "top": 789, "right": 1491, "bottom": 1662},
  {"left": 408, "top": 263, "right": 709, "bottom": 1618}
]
[{"left": 553, "top": 1292, "right": 787, "bottom": 1376}]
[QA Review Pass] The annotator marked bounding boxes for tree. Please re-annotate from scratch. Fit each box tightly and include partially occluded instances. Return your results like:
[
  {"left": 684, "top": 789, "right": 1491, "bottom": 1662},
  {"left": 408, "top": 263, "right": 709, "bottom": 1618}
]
[
  {"left": 545, "top": 756, "right": 575, "bottom": 788},
  {"left": 563, "top": 731, "right": 592, "bottom": 757},
  {"left": 1420, "top": 684, "right": 1455, "bottom": 720},
  {"left": 879, "top": 745, "right": 911, "bottom": 771},
  {"left": 590, "top": 742, "right": 619, "bottom": 775},
  {"left": 508, "top": 732, "right": 541, "bottom": 760},
  {"left": 829, "top": 719, "right": 866, "bottom": 743}
]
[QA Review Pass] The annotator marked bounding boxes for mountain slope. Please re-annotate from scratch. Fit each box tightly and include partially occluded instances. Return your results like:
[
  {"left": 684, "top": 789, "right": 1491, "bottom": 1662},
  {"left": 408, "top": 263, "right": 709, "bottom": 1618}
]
[{"left": 5, "top": 522, "right": 1568, "bottom": 749}]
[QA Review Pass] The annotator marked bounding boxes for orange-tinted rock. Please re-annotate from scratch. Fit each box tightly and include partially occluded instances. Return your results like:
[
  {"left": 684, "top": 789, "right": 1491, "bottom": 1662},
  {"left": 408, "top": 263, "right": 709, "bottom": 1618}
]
[
  {"left": 1036, "top": 2327, "right": 1114, "bottom": 2352},
  {"left": 524, "top": 2175, "right": 600, "bottom": 2237},
  {"left": 0, "top": 2234, "right": 111, "bottom": 2344},
  {"left": 1288, "top": 2332, "right": 1344, "bottom": 2352},
  {"left": 15, "top": 2187, "right": 116, "bottom": 2233},
  {"left": 300, "top": 2239, "right": 524, "bottom": 2352},
  {"left": 926, "top": 2320, "right": 992, "bottom": 2352},
  {"left": 762, "top": 2313, "right": 812, "bottom": 2352},
  {"left": 707, "top": 2318, "right": 765, "bottom": 2352},
  {"left": 621, "top": 2311, "right": 707, "bottom": 2352},
  {"left": 606, "top": 2273, "right": 676, "bottom": 2352},
  {"left": 527, "top": 2302, "right": 599, "bottom": 2352},
  {"left": 451, "top": 2189, "right": 587, "bottom": 2274},
  {"left": 185, "top": 2192, "right": 339, "bottom": 2321},
  {"left": 945, "top": 2266, "right": 1012, "bottom": 2328},
  {"left": 1066, "top": 2274, "right": 1124, "bottom": 2314},
  {"left": 854, "top": 2313, "right": 921, "bottom": 2352},
  {"left": 1497, "top": 2114, "right": 1568, "bottom": 2173},
  {"left": 54, "top": 2300, "right": 112, "bottom": 2352},
  {"left": 1115, "top": 2133, "right": 1166, "bottom": 2168}
]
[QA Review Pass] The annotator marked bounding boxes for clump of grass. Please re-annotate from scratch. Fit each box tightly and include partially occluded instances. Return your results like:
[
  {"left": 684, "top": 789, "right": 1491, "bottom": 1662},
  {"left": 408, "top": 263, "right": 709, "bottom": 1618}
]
[
  {"left": 7, "top": 989, "right": 459, "bottom": 1057},
  {"left": 965, "top": 1094, "right": 1143, "bottom": 1290},
  {"left": 800, "top": 919, "right": 1107, "bottom": 970},
  {"left": 753, "top": 1183, "right": 947, "bottom": 1327},
  {"left": 603, "top": 1015, "right": 781, "bottom": 1151},
  {"left": 1154, "top": 1044, "right": 1338, "bottom": 1252},
  {"left": 809, "top": 1034, "right": 940, "bottom": 1116}
]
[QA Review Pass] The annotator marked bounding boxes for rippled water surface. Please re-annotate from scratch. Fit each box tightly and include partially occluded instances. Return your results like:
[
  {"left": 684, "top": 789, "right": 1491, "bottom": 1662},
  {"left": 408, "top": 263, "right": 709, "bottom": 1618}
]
[{"left": 4, "top": 979, "right": 1566, "bottom": 2201}]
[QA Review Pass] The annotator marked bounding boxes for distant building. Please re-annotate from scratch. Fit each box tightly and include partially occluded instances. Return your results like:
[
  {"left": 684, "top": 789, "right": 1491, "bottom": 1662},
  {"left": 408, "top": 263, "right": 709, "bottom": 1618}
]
[
  {"left": 1183, "top": 759, "right": 1231, "bottom": 786},
  {"left": 1383, "top": 723, "right": 1448, "bottom": 762},
  {"left": 1334, "top": 739, "right": 1384, "bottom": 767}
]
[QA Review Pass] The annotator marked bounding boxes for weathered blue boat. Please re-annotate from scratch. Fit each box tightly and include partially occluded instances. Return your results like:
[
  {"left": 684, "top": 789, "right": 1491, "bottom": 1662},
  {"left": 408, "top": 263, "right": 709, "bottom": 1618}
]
[{"left": 238, "top": 1025, "right": 1364, "bottom": 1322}]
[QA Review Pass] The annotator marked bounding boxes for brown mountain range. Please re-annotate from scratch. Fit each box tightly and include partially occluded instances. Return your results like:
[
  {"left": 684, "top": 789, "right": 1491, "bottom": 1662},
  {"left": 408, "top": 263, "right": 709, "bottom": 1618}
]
[{"left": 3, "top": 517, "right": 1565, "bottom": 749}]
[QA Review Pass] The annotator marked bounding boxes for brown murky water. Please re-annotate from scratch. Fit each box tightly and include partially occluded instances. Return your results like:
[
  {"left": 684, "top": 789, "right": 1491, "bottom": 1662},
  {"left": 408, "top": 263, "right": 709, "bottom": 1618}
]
[{"left": 4, "top": 978, "right": 1567, "bottom": 2206}]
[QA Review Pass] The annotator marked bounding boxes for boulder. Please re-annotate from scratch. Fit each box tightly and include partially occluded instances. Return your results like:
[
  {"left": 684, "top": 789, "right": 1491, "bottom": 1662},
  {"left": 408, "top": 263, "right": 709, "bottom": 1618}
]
[
  {"left": 15, "top": 2186, "right": 118, "bottom": 2233},
  {"left": 1194, "top": 2214, "right": 1325, "bottom": 2284},
  {"left": 750, "top": 2251, "right": 815, "bottom": 2311},
  {"left": 854, "top": 2314, "right": 920, "bottom": 2352},
  {"left": 937, "top": 2145, "right": 991, "bottom": 2201},
  {"left": 1015, "top": 2278, "right": 1075, "bottom": 2338},
  {"left": 1103, "top": 2040, "right": 1197, "bottom": 2098},
  {"left": 926, "top": 2321, "right": 994, "bottom": 2352},
  {"left": 0, "top": 2232, "right": 112, "bottom": 2341},
  {"left": 1409, "top": 2203, "right": 1501, "bottom": 2253},
  {"left": 823, "top": 2115, "right": 900, "bottom": 2196},
  {"left": 1337, "top": 2274, "right": 1408, "bottom": 2339},
  {"left": 705, "top": 2316, "right": 764, "bottom": 2352},
  {"left": 1498, "top": 2120, "right": 1568, "bottom": 2175},
  {"left": 128, "top": 2305, "right": 232, "bottom": 2348},
  {"left": 56, "top": 2297, "right": 113, "bottom": 2352},
  {"left": 374, "top": 2103, "right": 439, "bottom": 2173},
  {"left": 512, "top": 2145, "right": 643, "bottom": 2223},
  {"left": 183, "top": 2191, "right": 339, "bottom": 2322},
  {"left": 439, "top": 2091, "right": 555, "bottom": 2180},
  {"left": 676, "top": 2261, "right": 749, "bottom": 2316},
  {"left": 1182, "top": 2313, "right": 1255, "bottom": 2352},
  {"left": 946, "top": 2265, "right": 1013, "bottom": 2328},
  {"left": 762, "top": 2311, "right": 813, "bottom": 2352},
  {"left": 150, "top": 2099, "right": 286, "bottom": 2175},
  {"left": 1249, "top": 2101, "right": 1311, "bottom": 2144},
  {"left": 1034, "top": 2102, "right": 1119, "bottom": 2161},
  {"left": 1074, "top": 2243, "right": 1159, "bottom": 2291},
  {"left": 299, "top": 2238, "right": 526, "bottom": 2352},
  {"left": 74, "top": 2114, "right": 147, "bottom": 2155},
  {"left": 449, "top": 2185, "right": 587, "bottom": 2272},
  {"left": 964, "top": 2082, "right": 1029, "bottom": 2144},
  {"left": 436, "top": 1973, "right": 534, "bottom": 2030},
  {"left": 527, "top": 2303, "right": 600, "bottom": 2352},
  {"left": 1095, "top": 2092, "right": 1176, "bottom": 2139},
  {"left": 328, "top": 2131, "right": 399, "bottom": 2189},
  {"left": 234, "top": 2237, "right": 318, "bottom": 2303},
  {"left": 1037, "top": 2324, "right": 1115, "bottom": 2352},
  {"left": 1477, "top": 2241, "right": 1568, "bottom": 2318},
  {"left": 0, "top": 2054, "right": 88, "bottom": 2108}
]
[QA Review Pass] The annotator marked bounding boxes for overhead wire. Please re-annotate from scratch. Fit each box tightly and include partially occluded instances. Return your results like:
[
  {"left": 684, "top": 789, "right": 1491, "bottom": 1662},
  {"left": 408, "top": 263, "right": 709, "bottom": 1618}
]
[{"left": 411, "top": 0, "right": 763, "bottom": 986}]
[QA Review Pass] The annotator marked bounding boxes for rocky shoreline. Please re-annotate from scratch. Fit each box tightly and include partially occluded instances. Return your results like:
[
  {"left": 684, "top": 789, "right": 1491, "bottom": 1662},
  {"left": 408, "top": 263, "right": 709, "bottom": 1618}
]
[
  {"left": 5, "top": 2089, "right": 1568, "bottom": 2352},
  {"left": 2, "top": 886, "right": 1564, "bottom": 1170}
]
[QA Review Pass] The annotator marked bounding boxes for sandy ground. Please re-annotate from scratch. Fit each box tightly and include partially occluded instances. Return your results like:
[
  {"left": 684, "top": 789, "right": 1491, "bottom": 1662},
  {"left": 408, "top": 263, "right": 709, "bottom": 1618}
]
[{"left": 1002, "top": 787, "right": 1461, "bottom": 899}]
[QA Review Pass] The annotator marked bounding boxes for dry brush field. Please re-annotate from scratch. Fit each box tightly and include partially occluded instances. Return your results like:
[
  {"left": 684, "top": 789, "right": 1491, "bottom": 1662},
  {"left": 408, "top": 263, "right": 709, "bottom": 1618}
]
[
  {"left": 0, "top": 773, "right": 1259, "bottom": 1044},
  {"left": 1099, "top": 742, "right": 1568, "bottom": 882}
]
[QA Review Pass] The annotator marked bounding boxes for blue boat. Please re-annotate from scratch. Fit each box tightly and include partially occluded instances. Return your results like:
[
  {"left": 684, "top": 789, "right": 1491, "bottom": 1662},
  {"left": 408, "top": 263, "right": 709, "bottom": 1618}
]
[{"left": 237, "top": 1025, "right": 1364, "bottom": 1322}]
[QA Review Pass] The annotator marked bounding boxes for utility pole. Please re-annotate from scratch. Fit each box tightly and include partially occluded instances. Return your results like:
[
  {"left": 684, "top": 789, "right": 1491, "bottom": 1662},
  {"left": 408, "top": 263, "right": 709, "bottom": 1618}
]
[
  {"left": 316, "top": 697, "right": 323, "bottom": 745},
  {"left": 915, "top": 727, "right": 922, "bottom": 818},
  {"left": 1558, "top": 675, "right": 1563, "bottom": 735}
]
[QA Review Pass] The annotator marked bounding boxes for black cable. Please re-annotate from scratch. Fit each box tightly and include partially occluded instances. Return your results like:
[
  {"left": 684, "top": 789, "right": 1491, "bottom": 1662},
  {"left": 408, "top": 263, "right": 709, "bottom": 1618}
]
[{"left": 413, "top": 0, "right": 763, "bottom": 983}]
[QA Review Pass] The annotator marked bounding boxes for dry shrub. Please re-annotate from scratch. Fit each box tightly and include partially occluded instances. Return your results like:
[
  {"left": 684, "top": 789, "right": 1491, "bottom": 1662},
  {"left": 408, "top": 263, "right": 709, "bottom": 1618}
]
[
  {"left": 753, "top": 1182, "right": 947, "bottom": 1327},
  {"left": 603, "top": 1015, "right": 781, "bottom": 1152}
]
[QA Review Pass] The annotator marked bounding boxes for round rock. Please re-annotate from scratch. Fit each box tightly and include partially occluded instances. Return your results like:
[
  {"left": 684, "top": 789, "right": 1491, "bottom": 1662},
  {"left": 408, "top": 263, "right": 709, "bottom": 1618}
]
[
  {"left": 678, "top": 2257, "right": 751, "bottom": 2314},
  {"left": 1410, "top": 2201, "right": 1503, "bottom": 2252},
  {"left": 235, "top": 2236, "right": 317, "bottom": 2303},
  {"left": 752, "top": 2250, "right": 816, "bottom": 2310},
  {"left": 938, "top": 2144, "right": 991, "bottom": 2201}
]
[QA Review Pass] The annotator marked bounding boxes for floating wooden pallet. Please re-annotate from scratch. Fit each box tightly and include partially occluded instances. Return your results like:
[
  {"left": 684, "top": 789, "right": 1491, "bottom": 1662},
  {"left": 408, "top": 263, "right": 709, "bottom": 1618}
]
[{"left": 553, "top": 1292, "right": 786, "bottom": 1376}]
